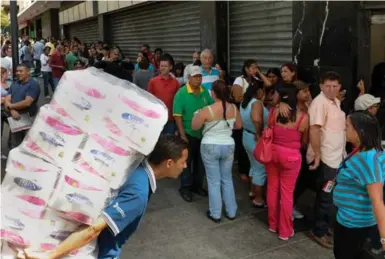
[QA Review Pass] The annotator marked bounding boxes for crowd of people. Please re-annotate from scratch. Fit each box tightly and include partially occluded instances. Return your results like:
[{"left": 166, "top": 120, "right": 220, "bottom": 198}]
[{"left": 1, "top": 35, "right": 385, "bottom": 259}]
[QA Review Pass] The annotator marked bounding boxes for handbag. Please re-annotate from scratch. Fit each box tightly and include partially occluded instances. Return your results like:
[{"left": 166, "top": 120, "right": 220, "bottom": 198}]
[{"left": 253, "top": 108, "right": 275, "bottom": 164}]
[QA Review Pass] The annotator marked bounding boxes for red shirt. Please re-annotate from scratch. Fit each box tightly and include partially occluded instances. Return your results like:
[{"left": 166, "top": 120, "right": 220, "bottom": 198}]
[
  {"left": 147, "top": 75, "right": 180, "bottom": 121},
  {"left": 147, "top": 52, "right": 156, "bottom": 69},
  {"left": 50, "top": 52, "right": 66, "bottom": 78}
]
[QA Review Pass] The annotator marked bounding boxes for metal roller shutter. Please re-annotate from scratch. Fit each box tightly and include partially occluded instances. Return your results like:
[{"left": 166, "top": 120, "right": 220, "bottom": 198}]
[
  {"left": 229, "top": 1, "right": 292, "bottom": 76},
  {"left": 109, "top": 1, "right": 201, "bottom": 65},
  {"left": 67, "top": 18, "right": 99, "bottom": 43}
]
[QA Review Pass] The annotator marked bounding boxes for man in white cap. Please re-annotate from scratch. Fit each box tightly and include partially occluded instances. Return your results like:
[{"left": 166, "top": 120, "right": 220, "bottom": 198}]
[
  {"left": 173, "top": 65, "right": 212, "bottom": 202},
  {"left": 354, "top": 94, "right": 381, "bottom": 116}
]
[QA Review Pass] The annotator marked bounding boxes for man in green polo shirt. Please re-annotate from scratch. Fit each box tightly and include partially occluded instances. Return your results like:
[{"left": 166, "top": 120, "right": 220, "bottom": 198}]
[
  {"left": 173, "top": 66, "right": 213, "bottom": 202},
  {"left": 65, "top": 45, "right": 79, "bottom": 70}
]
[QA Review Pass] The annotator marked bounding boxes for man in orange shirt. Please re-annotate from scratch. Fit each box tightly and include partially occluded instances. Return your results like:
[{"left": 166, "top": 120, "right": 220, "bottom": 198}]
[{"left": 147, "top": 53, "right": 180, "bottom": 135}]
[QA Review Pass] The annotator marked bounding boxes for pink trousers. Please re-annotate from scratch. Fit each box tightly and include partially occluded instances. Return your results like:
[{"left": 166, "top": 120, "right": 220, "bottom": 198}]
[{"left": 266, "top": 144, "right": 302, "bottom": 238}]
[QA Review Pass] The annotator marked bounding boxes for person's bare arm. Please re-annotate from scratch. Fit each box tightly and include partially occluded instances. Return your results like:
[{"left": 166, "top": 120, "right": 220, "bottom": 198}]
[
  {"left": 234, "top": 105, "right": 242, "bottom": 130},
  {"left": 256, "top": 68, "right": 271, "bottom": 87},
  {"left": 367, "top": 182, "right": 385, "bottom": 250},
  {"left": 7, "top": 96, "right": 35, "bottom": 111},
  {"left": 299, "top": 114, "right": 310, "bottom": 147},
  {"left": 309, "top": 125, "right": 322, "bottom": 170},
  {"left": 21, "top": 218, "right": 107, "bottom": 259},
  {"left": 174, "top": 116, "right": 188, "bottom": 143},
  {"left": 191, "top": 108, "right": 207, "bottom": 131},
  {"left": 251, "top": 101, "right": 263, "bottom": 140}
]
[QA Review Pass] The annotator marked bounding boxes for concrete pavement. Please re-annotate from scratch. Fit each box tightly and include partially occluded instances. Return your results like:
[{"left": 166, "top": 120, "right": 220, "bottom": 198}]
[
  {"left": 120, "top": 176, "right": 335, "bottom": 259},
  {"left": 3, "top": 76, "right": 381, "bottom": 259}
]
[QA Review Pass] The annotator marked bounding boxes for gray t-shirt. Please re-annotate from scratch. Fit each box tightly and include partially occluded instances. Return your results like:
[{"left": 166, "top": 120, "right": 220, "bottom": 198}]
[{"left": 133, "top": 70, "right": 152, "bottom": 90}]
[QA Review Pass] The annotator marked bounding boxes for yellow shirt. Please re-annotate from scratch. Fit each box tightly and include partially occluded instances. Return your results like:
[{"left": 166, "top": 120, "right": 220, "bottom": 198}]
[{"left": 45, "top": 42, "right": 55, "bottom": 56}]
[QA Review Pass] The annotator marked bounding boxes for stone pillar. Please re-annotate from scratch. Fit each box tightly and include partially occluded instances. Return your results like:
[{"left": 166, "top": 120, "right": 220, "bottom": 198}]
[
  {"left": 216, "top": 1, "right": 229, "bottom": 73},
  {"left": 41, "top": 8, "right": 60, "bottom": 39},
  {"left": 199, "top": 2, "right": 217, "bottom": 57},
  {"left": 97, "top": 14, "right": 110, "bottom": 43},
  {"left": 50, "top": 9, "right": 60, "bottom": 39},
  {"left": 292, "top": 1, "right": 369, "bottom": 111}
]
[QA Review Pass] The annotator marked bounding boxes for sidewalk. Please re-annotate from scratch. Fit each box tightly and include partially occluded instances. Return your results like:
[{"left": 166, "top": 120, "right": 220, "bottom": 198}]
[{"left": 120, "top": 177, "right": 335, "bottom": 259}]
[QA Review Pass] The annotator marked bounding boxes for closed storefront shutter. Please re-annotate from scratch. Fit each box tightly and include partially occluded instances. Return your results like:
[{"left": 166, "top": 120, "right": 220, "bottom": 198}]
[
  {"left": 229, "top": 1, "right": 292, "bottom": 76},
  {"left": 109, "top": 1, "right": 201, "bottom": 65},
  {"left": 67, "top": 18, "right": 99, "bottom": 43}
]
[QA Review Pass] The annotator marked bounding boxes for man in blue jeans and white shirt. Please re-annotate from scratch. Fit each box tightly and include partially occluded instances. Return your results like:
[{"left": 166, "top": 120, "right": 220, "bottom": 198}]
[{"left": 18, "top": 135, "right": 188, "bottom": 259}]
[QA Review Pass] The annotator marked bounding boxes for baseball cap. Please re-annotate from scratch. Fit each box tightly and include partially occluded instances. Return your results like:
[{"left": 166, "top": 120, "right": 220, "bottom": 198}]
[
  {"left": 292, "top": 80, "right": 310, "bottom": 91},
  {"left": 189, "top": 66, "right": 202, "bottom": 76},
  {"left": 354, "top": 94, "right": 381, "bottom": 111}
]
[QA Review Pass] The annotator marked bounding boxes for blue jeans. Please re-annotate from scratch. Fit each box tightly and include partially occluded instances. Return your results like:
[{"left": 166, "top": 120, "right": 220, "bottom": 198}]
[
  {"left": 161, "top": 121, "right": 176, "bottom": 135},
  {"left": 242, "top": 131, "right": 266, "bottom": 186},
  {"left": 42, "top": 71, "right": 55, "bottom": 96},
  {"left": 52, "top": 77, "right": 61, "bottom": 91},
  {"left": 201, "top": 144, "right": 237, "bottom": 219}
]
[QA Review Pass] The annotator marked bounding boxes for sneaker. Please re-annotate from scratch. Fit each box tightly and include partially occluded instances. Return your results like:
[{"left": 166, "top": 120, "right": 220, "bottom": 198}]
[
  {"left": 268, "top": 228, "right": 277, "bottom": 233},
  {"left": 1, "top": 154, "right": 7, "bottom": 160},
  {"left": 45, "top": 95, "right": 51, "bottom": 99},
  {"left": 292, "top": 208, "right": 305, "bottom": 219}
]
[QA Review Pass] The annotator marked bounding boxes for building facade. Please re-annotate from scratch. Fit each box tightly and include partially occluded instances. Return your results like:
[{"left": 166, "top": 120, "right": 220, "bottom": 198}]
[{"left": 17, "top": 1, "right": 385, "bottom": 102}]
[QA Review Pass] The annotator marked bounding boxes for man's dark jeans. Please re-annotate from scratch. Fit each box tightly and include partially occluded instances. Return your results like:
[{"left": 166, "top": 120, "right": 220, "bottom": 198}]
[
  {"left": 34, "top": 59, "right": 41, "bottom": 75},
  {"left": 42, "top": 71, "right": 55, "bottom": 96},
  {"left": 232, "top": 129, "right": 250, "bottom": 175},
  {"left": 180, "top": 134, "right": 205, "bottom": 192},
  {"left": 313, "top": 161, "right": 337, "bottom": 237}
]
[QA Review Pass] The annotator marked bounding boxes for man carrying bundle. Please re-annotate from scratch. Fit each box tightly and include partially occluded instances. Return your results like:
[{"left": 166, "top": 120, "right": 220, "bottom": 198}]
[{"left": 16, "top": 135, "right": 188, "bottom": 259}]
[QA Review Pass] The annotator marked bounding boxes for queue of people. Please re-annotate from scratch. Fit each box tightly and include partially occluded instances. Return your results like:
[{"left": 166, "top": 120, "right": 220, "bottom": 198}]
[{"left": 1, "top": 33, "right": 385, "bottom": 259}]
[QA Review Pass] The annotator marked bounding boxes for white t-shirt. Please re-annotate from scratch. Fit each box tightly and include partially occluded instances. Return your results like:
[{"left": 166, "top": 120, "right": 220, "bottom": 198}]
[
  {"left": 233, "top": 76, "right": 261, "bottom": 93},
  {"left": 40, "top": 53, "right": 52, "bottom": 72},
  {"left": 233, "top": 76, "right": 249, "bottom": 93}
]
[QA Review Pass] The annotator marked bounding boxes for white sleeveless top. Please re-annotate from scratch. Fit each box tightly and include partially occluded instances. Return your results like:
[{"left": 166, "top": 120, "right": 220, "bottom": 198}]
[{"left": 201, "top": 104, "right": 236, "bottom": 145}]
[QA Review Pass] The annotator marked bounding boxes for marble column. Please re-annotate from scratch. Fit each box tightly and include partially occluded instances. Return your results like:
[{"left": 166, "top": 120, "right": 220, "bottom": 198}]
[{"left": 292, "top": 1, "right": 371, "bottom": 111}]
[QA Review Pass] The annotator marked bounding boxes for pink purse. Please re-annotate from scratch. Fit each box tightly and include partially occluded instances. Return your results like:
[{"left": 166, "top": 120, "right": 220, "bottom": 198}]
[{"left": 253, "top": 109, "right": 275, "bottom": 164}]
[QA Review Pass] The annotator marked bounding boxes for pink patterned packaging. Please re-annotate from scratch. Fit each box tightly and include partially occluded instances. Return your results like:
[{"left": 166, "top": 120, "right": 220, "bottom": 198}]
[
  {"left": 2, "top": 148, "right": 60, "bottom": 206},
  {"left": 24, "top": 209, "right": 96, "bottom": 258},
  {"left": 74, "top": 133, "right": 144, "bottom": 189},
  {"left": 48, "top": 170, "right": 110, "bottom": 225},
  {"left": 108, "top": 88, "right": 168, "bottom": 155},
  {"left": 51, "top": 69, "right": 121, "bottom": 133},
  {"left": 0, "top": 205, "right": 42, "bottom": 247},
  {"left": 19, "top": 105, "right": 86, "bottom": 167}
]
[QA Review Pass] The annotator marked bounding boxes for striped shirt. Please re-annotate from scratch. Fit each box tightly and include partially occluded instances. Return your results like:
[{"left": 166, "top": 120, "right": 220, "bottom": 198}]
[
  {"left": 333, "top": 149, "right": 385, "bottom": 228},
  {"left": 201, "top": 66, "right": 220, "bottom": 91}
]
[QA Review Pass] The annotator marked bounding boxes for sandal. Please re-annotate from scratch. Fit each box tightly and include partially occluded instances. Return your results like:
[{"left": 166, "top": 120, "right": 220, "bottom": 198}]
[{"left": 252, "top": 199, "right": 267, "bottom": 208}]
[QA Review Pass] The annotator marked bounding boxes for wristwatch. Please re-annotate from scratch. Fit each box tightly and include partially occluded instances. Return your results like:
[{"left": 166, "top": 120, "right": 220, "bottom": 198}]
[{"left": 381, "top": 237, "right": 385, "bottom": 245}]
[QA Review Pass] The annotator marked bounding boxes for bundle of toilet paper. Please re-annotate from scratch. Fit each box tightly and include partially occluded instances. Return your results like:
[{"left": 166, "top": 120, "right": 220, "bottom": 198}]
[{"left": 1, "top": 67, "right": 169, "bottom": 257}]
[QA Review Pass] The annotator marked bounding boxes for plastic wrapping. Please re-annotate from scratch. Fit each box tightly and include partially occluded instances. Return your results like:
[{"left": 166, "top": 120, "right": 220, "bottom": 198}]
[
  {"left": 52, "top": 68, "right": 168, "bottom": 155},
  {"left": 48, "top": 171, "right": 110, "bottom": 225},
  {"left": 2, "top": 149, "right": 60, "bottom": 205},
  {"left": 19, "top": 106, "right": 86, "bottom": 166},
  {"left": 1, "top": 67, "right": 168, "bottom": 256}
]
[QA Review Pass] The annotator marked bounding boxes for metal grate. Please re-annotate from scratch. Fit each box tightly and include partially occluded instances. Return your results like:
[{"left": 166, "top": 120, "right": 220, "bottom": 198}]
[
  {"left": 108, "top": 1, "right": 201, "bottom": 65},
  {"left": 67, "top": 18, "right": 99, "bottom": 43},
  {"left": 229, "top": 1, "right": 293, "bottom": 76}
]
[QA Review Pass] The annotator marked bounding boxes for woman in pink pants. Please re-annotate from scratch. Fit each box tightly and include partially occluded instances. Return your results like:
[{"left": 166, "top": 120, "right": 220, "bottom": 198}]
[{"left": 266, "top": 85, "right": 309, "bottom": 240}]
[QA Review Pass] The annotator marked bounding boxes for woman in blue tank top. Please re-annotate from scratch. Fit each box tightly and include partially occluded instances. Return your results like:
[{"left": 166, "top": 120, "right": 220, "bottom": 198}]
[{"left": 240, "top": 78, "right": 268, "bottom": 207}]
